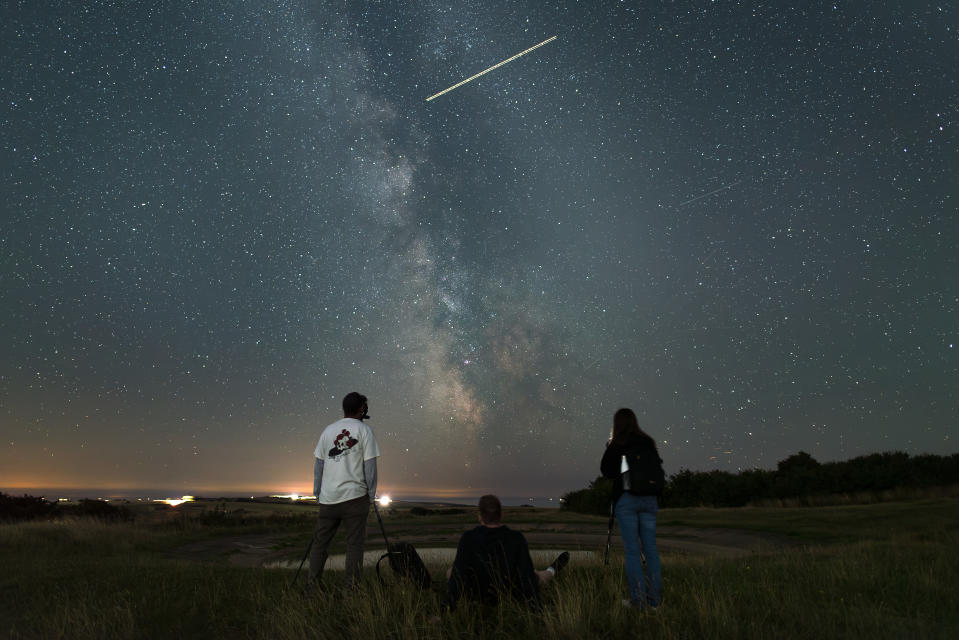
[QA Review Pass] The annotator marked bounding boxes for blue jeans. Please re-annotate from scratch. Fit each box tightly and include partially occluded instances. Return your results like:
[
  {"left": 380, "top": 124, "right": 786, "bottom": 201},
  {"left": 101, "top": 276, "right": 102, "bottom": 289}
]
[{"left": 614, "top": 492, "right": 662, "bottom": 607}]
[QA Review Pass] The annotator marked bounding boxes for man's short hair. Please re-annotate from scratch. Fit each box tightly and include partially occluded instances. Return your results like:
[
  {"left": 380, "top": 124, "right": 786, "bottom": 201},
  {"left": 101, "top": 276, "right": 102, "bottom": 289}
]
[
  {"left": 478, "top": 494, "right": 502, "bottom": 525},
  {"left": 342, "top": 392, "right": 368, "bottom": 416}
]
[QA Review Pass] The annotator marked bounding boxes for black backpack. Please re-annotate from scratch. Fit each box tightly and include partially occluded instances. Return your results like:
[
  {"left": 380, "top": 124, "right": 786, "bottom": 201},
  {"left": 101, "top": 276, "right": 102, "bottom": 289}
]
[
  {"left": 373, "top": 503, "right": 431, "bottom": 589},
  {"left": 623, "top": 443, "right": 666, "bottom": 496},
  {"left": 376, "top": 541, "right": 431, "bottom": 589}
]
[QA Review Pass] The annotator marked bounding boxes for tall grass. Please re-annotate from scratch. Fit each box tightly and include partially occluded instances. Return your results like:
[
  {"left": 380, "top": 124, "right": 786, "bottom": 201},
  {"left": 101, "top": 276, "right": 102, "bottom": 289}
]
[
  {"left": 747, "top": 484, "right": 959, "bottom": 508},
  {"left": 3, "top": 502, "right": 958, "bottom": 639},
  {"left": 659, "top": 497, "right": 959, "bottom": 544}
]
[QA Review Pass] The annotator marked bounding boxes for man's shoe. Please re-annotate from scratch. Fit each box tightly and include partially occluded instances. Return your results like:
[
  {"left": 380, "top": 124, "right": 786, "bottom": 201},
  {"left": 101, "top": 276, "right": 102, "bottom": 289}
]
[
  {"left": 302, "top": 578, "right": 328, "bottom": 598},
  {"left": 548, "top": 551, "right": 570, "bottom": 574}
]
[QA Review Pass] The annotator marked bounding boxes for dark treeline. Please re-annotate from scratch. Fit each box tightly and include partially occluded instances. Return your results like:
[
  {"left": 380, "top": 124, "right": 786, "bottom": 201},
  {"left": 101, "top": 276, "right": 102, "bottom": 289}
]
[
  {"left": 0, "top": 493, "right": 134, "bottom": 522},
  {"left": 0, "top": 494, "right": 319, "bottom": 527},
  {"left": 560, "top": 451, "right": 959, "bottom": 514}
]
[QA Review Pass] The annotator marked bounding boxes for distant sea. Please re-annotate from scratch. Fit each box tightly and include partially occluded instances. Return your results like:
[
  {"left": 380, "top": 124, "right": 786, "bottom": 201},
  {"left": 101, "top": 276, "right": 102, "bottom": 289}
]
[
  {"left": 391, "top": 495, "right": 561, "bottom": 508},
  {"left": 3, "top": 488, "right": 562, "bottom": 509}
]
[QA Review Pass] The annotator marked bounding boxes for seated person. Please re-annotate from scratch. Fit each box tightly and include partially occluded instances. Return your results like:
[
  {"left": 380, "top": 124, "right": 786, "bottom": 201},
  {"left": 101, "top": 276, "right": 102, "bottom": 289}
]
[{"left": 442, "top": 494, "right": 569, "bottom": 611}]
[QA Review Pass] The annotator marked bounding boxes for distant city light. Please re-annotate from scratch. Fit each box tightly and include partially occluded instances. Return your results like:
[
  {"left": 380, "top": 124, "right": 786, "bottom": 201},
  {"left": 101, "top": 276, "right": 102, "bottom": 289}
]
[
  {"left": 271, "top": 493, "right": 315, "bottom": 501},
  {"left": 154, "top": 495, "right": 194, "bottom": 507}
]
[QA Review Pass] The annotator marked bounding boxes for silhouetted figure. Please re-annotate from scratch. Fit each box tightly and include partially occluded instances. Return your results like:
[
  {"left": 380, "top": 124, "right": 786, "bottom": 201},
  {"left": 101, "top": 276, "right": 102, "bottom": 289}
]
[
  {"left": 442, "top": 495, "right": 569, "bottom": 611},
  {"left": 601, "top": 408, "right": 664, "bottom": 609},
  {"left": 308, "top": 392, "right": 380, "bottom": 591}
]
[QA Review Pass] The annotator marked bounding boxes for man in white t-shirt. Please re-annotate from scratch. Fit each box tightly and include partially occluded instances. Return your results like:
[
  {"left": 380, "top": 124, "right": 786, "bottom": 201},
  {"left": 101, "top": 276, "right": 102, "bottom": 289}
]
[{"left": 308, "top": 391, "right": 381, "bottom": 590}]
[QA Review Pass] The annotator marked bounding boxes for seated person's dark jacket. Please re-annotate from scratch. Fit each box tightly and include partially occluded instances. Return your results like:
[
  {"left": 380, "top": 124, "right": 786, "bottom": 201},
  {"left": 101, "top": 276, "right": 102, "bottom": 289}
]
[{"left": 443, "top": 525, "right": 541, "bottom": 610}]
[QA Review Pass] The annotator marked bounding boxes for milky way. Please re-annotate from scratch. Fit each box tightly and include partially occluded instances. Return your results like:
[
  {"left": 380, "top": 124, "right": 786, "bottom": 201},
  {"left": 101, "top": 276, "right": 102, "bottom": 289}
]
[{"left": 1, "top": 2, "right": 956, "bottom": 497}]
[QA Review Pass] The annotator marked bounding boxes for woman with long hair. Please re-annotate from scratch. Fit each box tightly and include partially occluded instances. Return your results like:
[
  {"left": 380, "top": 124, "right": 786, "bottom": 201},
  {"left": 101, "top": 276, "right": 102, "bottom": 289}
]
[{"left": 600, "top": 407, "right": 664, "bottom": 609}]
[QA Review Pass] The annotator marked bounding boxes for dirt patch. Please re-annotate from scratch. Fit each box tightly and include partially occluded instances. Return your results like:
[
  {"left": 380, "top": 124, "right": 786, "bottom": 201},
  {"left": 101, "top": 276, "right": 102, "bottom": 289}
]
[
  {"left": 392, "top": 526, "right": 794, "bottom": 558},
  {"left": 168, "top": 524, "right": 797, "bottom": 568},
  {"left": 167, "top": 534, "right": 297, "bottom": 568},
  {"left": 654, "top": 526, "right": 796, "bottom": 557}
]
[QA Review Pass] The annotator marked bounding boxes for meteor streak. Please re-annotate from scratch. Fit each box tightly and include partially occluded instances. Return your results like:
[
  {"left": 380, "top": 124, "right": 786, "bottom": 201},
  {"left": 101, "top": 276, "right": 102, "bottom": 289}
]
[
  {"left": 678, "top": 181, "right": 742, "bottom": 207},
  {"left": 426, "top": 35, "right": 557, "bottom": 102}
]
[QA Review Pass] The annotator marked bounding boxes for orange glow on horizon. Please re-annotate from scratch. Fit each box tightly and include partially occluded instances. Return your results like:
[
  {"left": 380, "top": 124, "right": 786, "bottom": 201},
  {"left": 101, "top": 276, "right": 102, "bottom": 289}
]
[
  {"left": 263, "top": 484, "right": 494, "bottom": 500},
  {"left": 230, "top": 485, "right": 499, "bottom": 500},
  {"left": 3, "top": 481, "right": 498, "bottom": 501}
]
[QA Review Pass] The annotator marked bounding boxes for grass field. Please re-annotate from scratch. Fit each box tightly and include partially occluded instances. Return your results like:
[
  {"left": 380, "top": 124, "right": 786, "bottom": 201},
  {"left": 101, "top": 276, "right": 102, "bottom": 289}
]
[{"left": 2, "top": 498, "right": 957, "bottom": 639}]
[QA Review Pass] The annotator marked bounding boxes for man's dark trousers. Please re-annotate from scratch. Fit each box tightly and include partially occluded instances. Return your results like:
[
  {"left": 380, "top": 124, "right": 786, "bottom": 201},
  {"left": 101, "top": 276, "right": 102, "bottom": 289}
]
[{"left": 309, "top": 495, "right": 370, "bottom": 588}]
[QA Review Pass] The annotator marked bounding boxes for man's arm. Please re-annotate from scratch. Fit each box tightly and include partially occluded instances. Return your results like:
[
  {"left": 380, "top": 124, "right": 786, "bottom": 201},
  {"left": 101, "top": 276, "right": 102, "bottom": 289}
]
[
  {"left": 442, "top": 535, "right": 470, "bottom": 611},
  {"left": 314, "top": 458, "right": 324, "bottom": 503},
  {"left": 363, "top": 457, "right": 377, "bottom": 501},
  {"left": 513, "top": 532, "right": 543, "bottom": 610}
]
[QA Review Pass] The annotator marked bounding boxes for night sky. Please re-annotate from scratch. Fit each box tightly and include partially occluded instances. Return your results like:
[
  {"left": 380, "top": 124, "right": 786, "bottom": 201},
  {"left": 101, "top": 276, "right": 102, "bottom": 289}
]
[{"left": 2, "top": 2, "right": 956, "bottom": 499}]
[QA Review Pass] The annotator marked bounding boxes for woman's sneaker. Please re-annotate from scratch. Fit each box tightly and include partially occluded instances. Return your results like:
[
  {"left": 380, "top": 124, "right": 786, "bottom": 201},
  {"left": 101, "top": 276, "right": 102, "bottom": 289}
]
[{"left": 547, "top": 551, "right": 570, "bottom": 574}]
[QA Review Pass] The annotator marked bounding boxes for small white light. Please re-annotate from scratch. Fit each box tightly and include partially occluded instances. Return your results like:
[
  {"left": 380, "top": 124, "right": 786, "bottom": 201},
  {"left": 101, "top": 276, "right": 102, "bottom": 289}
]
[{"left": 378, "top": 495, "right": 392, "bottom": 507}]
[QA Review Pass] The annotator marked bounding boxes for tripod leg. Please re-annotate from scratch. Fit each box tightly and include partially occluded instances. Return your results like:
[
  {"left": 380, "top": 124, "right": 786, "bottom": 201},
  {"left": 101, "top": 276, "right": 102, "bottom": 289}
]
[
  {"left": 604, "top": 500, "right": 615, "bottom": 566},
  {"left": 290, "top": 534, "right": 314, "bottom": 589},
  {"left": 373, "top": 500, "right": 390, "bottom": 548}
]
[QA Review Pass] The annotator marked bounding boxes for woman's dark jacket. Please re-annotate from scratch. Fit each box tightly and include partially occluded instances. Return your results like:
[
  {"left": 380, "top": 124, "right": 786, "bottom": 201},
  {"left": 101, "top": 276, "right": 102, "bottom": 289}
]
[{"left": 601, "top": 433, "right": 663, "bottom": 505}]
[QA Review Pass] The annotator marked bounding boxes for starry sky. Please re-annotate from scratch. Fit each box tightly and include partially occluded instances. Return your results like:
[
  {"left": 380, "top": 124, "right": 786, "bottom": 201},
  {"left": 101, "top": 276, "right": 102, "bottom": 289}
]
[{"left": 2, "top": 1, "right": 956, "bottom": 499}]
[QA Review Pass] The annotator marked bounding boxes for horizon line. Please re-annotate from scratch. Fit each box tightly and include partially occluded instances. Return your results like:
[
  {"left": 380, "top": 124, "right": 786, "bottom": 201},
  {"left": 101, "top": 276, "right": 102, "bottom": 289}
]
[{"left": 1, "top": 485, "right": 566, "bottom": 500}]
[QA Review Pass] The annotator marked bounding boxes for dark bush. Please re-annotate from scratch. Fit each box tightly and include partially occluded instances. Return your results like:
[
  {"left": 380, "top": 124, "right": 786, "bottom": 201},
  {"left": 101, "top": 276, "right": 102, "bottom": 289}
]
[
  {"left": 560, "top": 476, "right": 613, "bottom": 515},
  {"left": 56, "top": 499, "right": 134, "bottom": 522},
  {"left": 562, "top": 451, "right": 959, "bottom": 512},
  {"left": 0, "top": 493, "right": 56, "bottom": 522}
]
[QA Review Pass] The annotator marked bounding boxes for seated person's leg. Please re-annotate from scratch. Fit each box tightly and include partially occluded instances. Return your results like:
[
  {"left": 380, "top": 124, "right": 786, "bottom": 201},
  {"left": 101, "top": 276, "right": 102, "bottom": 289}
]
[{"left": 536, "top": 551, "right": 570, "bottom": 585}]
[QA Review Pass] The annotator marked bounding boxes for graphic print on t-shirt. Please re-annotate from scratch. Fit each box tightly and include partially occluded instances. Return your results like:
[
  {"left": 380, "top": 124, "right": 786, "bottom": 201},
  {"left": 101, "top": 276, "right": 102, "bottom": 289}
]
[{"left": 328, "top": 428, "right": 359, "bottom": 459}]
